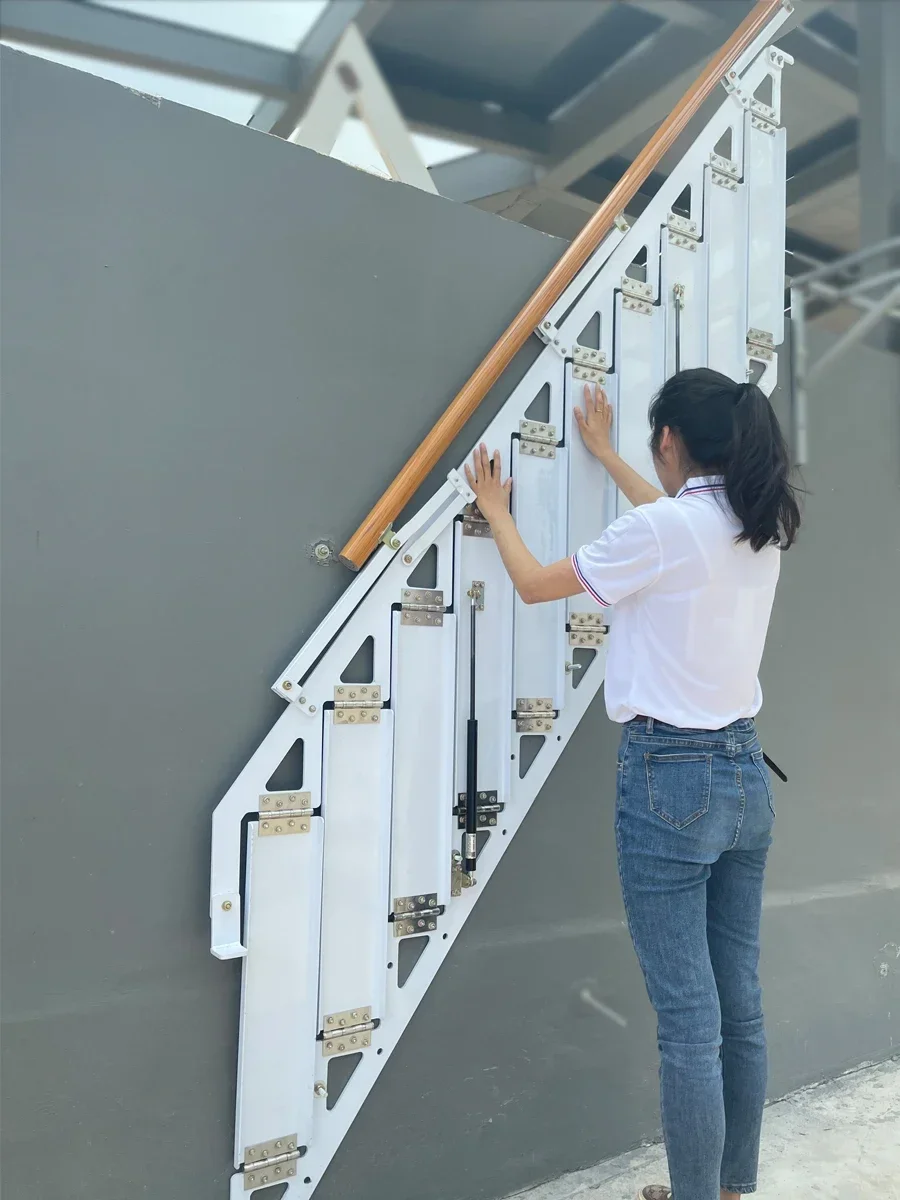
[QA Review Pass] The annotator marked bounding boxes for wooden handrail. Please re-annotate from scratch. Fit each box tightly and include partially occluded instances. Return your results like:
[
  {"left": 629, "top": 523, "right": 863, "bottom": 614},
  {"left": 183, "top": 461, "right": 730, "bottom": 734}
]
[{"left": 340, "top": 0, "right": 786, "bottom": 570}]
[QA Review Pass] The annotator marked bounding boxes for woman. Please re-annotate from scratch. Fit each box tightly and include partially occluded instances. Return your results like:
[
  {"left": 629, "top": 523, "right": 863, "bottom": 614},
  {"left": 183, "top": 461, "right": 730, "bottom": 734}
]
[{"left": 465, "top": 367, "right": 800, "bottom": 1200}]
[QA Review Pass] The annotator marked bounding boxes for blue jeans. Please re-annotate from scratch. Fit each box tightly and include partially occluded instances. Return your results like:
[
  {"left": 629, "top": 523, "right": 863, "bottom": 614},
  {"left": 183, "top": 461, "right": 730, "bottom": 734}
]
[{"left": 616, "top": 717, "right": 775, "bottom": 1199}]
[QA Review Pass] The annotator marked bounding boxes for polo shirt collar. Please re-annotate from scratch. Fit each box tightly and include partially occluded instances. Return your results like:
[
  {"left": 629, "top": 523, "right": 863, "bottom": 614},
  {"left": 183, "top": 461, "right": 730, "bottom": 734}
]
[{"left": 676, "top": 475, "right": 726, "bottom": 498}]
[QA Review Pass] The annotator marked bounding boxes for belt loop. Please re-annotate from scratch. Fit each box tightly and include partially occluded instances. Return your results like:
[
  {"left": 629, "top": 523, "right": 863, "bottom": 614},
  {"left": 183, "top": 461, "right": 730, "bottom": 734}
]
[{"left": 646, "top": 716, "right": 654, "bottom": 734}]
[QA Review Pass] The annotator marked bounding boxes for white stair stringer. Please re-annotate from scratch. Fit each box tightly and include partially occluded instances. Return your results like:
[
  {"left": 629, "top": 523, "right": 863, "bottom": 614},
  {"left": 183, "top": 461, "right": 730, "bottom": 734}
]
[{"left": 210, "top": 42, "right": 791, "bottom": 1199}]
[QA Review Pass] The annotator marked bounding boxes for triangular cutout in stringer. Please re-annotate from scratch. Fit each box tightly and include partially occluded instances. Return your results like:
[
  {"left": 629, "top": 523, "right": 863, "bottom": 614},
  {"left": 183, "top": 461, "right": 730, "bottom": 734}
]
[
  {"left": 625, "top": 246, "right": 648, "bottom": 283},
  {"left": 753, "top": 73, "right": 774, "bottom": 108},
  {"left": 577, "top": 313, "right": 601, "bottom": 351},
  {"left": 325, "top": 1052, "right": 363, "bottom": 1111},
  {"left": 524, "top": 383, "right": 551, "bottom": 423},
  {"left": 672, "top": 184, "right": 692, "bottom": 219},
  {"left": 249, "top": 1183, "right": 289, "bottom": 1200},
  {"left": 714, "top": 127, "right": 734, "bottom": 160},
  {"left": 265, "top": 739, "right": 304, "bottom": 792},
  {"left": 406, "top": 544, "right": 438, "bottom": 589},
  {"left": 397, "top": 934, "right": 429, "bottom": 988},
  {"left": 572, "top": 647, "right": 597, "bottom": 689},
  {"left": 340, "top": 636, "right": 374, "bottom": 683},
  {"left": 517, "top": 735, "right": 545, "bottom": 778}
]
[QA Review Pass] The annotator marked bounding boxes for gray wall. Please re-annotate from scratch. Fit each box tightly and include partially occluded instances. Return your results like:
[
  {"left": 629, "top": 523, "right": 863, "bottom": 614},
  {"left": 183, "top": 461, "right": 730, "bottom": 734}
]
[{"left": 2, "top": 47, "right": 898, "bottom": 1200}]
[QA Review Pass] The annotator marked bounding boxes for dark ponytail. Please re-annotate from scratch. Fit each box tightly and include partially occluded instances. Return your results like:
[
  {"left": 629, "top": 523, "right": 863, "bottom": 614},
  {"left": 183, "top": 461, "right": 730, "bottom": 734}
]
[{"left": 649, "top": 367, "right": 801, "bottom": 551}]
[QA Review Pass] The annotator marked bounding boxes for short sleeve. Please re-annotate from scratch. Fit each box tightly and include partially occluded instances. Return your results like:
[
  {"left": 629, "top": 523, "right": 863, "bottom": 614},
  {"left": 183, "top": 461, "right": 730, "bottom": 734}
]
[{"left": 572, "top": 508, "right": 661, "bottom": 607}]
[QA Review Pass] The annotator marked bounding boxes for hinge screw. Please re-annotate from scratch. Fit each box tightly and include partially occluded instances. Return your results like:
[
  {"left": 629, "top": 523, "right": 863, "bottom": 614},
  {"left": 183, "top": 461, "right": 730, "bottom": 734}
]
[
  {"left": 403, "top": 554, "right": 413, "bottom": 564},
  {"left": 282, "top": 680, "right": 292, "bottom": 690},
  {"left": 309, "top": 705, "right": 317, "bottom": 713},
  {"left": 314, "top": 1081, "right": 327, "bottom": 1098},
  {"left": 221, "top": 900, "right": 232, "bottom": 911}
]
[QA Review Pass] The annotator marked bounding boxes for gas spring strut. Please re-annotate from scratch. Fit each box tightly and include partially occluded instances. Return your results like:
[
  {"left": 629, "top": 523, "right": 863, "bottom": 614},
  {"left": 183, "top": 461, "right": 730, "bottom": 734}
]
[{"left": 463, "top": 581, "right": 484, "bottom": 874}]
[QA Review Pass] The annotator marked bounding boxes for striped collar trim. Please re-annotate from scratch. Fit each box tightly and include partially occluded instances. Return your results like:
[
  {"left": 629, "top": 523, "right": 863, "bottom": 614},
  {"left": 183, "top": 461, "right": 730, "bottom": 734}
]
[{"left": 676, "top": 475, "right": 726, "bottom": 498}]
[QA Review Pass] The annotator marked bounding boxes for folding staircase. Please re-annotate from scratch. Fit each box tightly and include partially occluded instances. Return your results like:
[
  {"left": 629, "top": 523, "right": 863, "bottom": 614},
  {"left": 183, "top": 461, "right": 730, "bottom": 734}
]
[{"left": 209, "top": 5, "right": 792, "bottom": 1193}]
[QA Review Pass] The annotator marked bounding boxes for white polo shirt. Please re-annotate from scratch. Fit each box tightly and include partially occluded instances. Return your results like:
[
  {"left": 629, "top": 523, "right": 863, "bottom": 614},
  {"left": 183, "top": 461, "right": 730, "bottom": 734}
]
[{"left": 572, "top": 476, "right": 781, "bottom": 729}]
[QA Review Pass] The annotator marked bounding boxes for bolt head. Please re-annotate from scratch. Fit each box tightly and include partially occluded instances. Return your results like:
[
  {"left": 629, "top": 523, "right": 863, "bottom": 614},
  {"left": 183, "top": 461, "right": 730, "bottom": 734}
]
[
  {"left": 403, "top": 554, "right": 413, "bottom": 564},
  {"left": 282, "top": 680, "right": 292, "bottom": 690},
  {"left": 221, "top": 900, "right": 232, "bottom": 911}
]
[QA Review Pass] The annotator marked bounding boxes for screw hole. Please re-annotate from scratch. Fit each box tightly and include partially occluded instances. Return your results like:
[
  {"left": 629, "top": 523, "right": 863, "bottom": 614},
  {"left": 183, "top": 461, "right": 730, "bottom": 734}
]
[
  {"left": 442, "top": 932, "right": 448, "bottom": 940},
  {"left": 502, "top": 829, "right": 508, "bottom": 835},
  {"left": 557, "top": 735, "right": 562, "bottom": 741},
  {"left": 304, "top": 1178, "right": 312, "bottom": 1185},
  {"left": 377, "top": 1048, "right": 383, "bottom": 1055},
  {"left": 510, "top": 754, "right": 516, "bottom": 761},
  {"left": 387, "top": 962, "right": 394, "bottom": 969}
]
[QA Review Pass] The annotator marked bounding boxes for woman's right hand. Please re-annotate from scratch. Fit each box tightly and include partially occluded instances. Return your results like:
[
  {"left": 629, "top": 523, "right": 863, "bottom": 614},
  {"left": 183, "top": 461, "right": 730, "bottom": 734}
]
[{"left": 574, "top": 384, "right": 614, "bottom": 463}]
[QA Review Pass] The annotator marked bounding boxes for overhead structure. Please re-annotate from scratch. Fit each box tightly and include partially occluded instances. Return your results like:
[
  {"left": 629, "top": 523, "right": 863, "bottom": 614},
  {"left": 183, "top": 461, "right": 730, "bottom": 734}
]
[
  {"left": 0, "top": 0, "right": 868, "bottom": 293},
  {"left": 208, "top": 1, "right": 795, "bottom": 1194}
]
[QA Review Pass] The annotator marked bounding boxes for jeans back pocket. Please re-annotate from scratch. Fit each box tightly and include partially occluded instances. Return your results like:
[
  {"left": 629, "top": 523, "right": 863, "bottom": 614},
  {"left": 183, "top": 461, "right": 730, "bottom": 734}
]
[{"left": 644, "top": 751, "right": 713, "bottom": 829}]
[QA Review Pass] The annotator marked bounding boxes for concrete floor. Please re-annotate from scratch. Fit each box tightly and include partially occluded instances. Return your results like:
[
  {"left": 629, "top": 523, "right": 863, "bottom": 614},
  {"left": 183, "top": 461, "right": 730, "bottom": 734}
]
[{"left": 510, "top": 1057, "right": 900, "bottom": 1200}]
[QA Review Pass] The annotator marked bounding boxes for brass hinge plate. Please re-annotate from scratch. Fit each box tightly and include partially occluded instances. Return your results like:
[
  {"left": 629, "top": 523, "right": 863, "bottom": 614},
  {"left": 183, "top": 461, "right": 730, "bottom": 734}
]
[
  {"left": 392, "top": 893, "right": 444, "bottom": 937},
  {"left": 572, "top": 345, "right": 608, "bottom": 383},
  {"left": 258, "top": 791, "right": 313, "bottom": 836},
  {"left": 621, "top": 276, "right": 653, "bottom": 315},
  {"left": 400, "top": 588, "right": 445, "bottom": 627},
  {"left": 747, "top": 327, "right": 775, "bottom": 361},
  {"left": 567, "top": 613, "right": 609, "bottom": 647},
  {"left": 321, "top": 1006, "right": 375, "bottom": 1056},
  {"left": 455, "top": 789, "right": 504, "bottom": 829},
  {"left": 462, "top": 503, "right": 493, "bottom": 538},
  {"left": 519, "top": 419, "right": 558, "bottom": 459},
  {"left": 515, "top": 697, "right": 554, "bottom": 733},
  {"left": 243, "top": 1135, "right": 301, "bottom": 1191},
  {"left": 333, "top": 685, "right": 383, "bottom": 724}
]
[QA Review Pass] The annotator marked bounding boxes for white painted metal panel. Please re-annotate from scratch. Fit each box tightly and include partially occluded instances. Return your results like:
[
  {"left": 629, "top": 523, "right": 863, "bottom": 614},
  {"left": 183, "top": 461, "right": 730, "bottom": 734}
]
[
  {"left": 235, "top": 817, "right": 324, "bottom": 1165},
  {"left": 614, "top": 298, "right": 666, "bottom": 516},
  {"left": 389, "top": 606, "right": 457, "bottom": 907},
  {"left": 747, "top": 119, "right": 787, "bottom": 346},
  {"left": 706, "top": 169, "right": 750, "bottom": 383},
  {"left": 661, "top": 232, "right": 710, "bottom": 376},
  {"left": 318, "top": 714, "right": 393, "bottom": 1024},
  {"left": 565, "top": 361, "right": 616, "bottom": 614},
  {"left": 511, "top": 444, "right": 568, "bottom": 709}
]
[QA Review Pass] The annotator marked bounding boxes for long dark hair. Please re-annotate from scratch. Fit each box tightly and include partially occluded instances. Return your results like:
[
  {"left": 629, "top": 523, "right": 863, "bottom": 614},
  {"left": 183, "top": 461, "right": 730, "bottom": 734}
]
[{"left": 649, "top": 367, "right": 800, "bottom": 551}]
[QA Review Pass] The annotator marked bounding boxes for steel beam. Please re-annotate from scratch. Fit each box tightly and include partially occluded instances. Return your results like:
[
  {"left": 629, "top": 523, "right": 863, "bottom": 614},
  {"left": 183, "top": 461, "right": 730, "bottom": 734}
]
[
  {"left": 859, "top": 0, "right": 900, "bottom": 351},
  {"left": 0, "top": 0, "right": 298, "bottom": 95},
  {"left": 786, "top": 118, "right": 859, "bottom": 208},
  {"left": 248, "top": 1, "right": 394, "bottom": 137}
]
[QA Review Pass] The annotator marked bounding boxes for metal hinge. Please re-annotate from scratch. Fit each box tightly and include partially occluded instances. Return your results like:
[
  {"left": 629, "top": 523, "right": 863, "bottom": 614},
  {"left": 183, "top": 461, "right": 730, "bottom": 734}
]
[
  {"left": 747, "top": 327, "right": 775, "bottom": 361},
  {"left": 519, "top": 419, "right": 558, "bottom": 459},
  {"left": 400, "top": 588, "right": 445, "bottom": 627},
  {"left": 750, "top": 111, "right": 778, "bottom": 136},
  {"left": 461, "top": 503, "right": 493, "bottom": 539},
  {"left": 620, "top": 276, "right": 654, "bottom": 315},
  {"left": 454, "top": 789, "right": 504, "bottom": 829},
  {"left": 333, "top": 685, "right": 383, "bottom": 724},
  {"left": 573, "top": 345, "right": 608, "bottom": 383},
  {"left": 243, "top": 1134, "right": 301, "bottom": 1191},
  {"left": 321, "top": 1006, "right": 376, "bottom": 1056},
  {"left": 567, "top": 613, "right": 609, "bottom": 647},
  {"left": 534, "top": 319, "right": 569, "bottom": 358},
  {"left": 258, "top": 791, "right": 313, "bottom": 836},
  {"left": 450, "top": 849, "right": 476, "bottom": 896},
  {"left": 515, "top": 697, "right": 554, "bottom": 733},
  {"left": 710, "top": 151, "right": 740, "bottom": 191},
  {"left": 392, "top": 893, "right": 445, "bottom": 937},
  {"left": 667, "top": 212, "right": 700, "bottom": 252}
]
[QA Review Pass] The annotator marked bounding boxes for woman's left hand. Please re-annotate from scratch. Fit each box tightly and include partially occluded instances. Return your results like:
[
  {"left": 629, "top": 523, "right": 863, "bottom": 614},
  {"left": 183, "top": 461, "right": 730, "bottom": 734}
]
[{"left": 464, "top": 444, "right": 511, "bottom": 522}]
